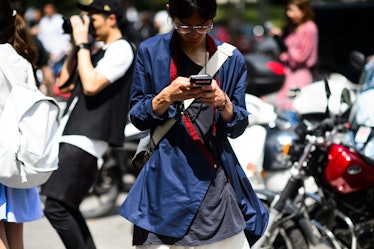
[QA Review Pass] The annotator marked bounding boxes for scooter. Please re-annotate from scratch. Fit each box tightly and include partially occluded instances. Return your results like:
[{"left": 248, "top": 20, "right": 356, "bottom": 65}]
[
  {"left": 242, "top": 24, "right": 286, "bottom": 97},
  {"left": 228, "top": 94, "right": 277, "bottom": 189}
]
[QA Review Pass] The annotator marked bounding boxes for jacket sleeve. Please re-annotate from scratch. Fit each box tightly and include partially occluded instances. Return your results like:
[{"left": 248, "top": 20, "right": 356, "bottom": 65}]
[
  {"left": 219, "top": 48, "right": 250, "bottom": 139},
  {"left": 129, "top": 38, "right": 179, "bottom": 131}
]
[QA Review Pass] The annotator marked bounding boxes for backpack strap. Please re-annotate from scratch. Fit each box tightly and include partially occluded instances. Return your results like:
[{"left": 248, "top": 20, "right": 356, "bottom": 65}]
[{"left": 0, "top": 60, "right": 36, "bottom": 90}]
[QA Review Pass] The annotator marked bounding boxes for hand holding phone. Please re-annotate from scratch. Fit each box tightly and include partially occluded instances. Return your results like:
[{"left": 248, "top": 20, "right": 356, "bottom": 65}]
[{"left": 190, "top": 74, "right": 212, "bottom": 87}]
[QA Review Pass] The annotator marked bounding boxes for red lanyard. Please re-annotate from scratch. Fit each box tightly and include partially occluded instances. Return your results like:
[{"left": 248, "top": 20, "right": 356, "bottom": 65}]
[
  {"left": 169, "top": 34, "right": 220, "bottom": 172},
  {"left": 182, "top": 115, "right": 217, "bottom": 171}
]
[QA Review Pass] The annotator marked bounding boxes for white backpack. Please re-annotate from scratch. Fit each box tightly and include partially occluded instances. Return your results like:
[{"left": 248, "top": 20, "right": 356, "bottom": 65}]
[{"left": 0, "top": 62, "right": 60, "bottom": 188}]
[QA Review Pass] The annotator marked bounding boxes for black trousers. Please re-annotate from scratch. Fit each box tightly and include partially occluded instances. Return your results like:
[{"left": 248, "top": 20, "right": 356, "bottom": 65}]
[
  {"left": 44, "top": 198, "right": 96, "bottom": 249},
  {"left": 41, "top": 143, "right": 99, "bottom": 249}
]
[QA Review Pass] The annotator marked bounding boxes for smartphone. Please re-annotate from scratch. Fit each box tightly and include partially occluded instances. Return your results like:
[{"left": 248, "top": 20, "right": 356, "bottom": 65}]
[{"left": 190, "top": 74, "right": 212, "bottom": 86}]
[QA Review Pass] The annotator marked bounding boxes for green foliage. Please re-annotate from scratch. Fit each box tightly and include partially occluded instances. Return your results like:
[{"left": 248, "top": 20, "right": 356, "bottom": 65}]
[
  {"left": 268, "top": 4, "right": 286, "bottom": 28},
  {"left": 216, "top": 2, "right": 285, "bottom": 27}
]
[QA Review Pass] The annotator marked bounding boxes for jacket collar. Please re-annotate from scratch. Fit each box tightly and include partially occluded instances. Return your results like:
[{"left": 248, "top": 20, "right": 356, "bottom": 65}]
[{"left": 169, "top": 31, "right": 218, "bottom": 81}]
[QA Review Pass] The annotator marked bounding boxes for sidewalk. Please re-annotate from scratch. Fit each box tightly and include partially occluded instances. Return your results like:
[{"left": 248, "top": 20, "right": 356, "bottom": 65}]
[
  {"left": 24, "top": 194, "right": 135, "bottom": 249},
  {"left": 25, "top": 215, "right": 328, "bottom": 249},
  {"left": 24, "top": 192, "right": 328, "bottom": 249}
]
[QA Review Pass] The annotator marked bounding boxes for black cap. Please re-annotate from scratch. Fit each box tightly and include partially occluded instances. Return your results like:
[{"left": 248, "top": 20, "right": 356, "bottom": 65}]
[{"left": 77, "top": 0, "right": 123, "bottom": 21}]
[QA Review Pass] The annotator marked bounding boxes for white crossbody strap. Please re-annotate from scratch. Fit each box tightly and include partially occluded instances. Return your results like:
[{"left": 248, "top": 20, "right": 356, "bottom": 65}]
[
  {"left": 151, "top": 42, "right": 236, "bottom": 149},
  {"left": 204, "top": 42, "right": 236, "bottom": 79}
]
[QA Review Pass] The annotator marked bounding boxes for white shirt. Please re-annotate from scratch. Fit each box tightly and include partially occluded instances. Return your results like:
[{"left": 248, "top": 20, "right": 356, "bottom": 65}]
[
  {"left": 59, "top": 39, "right": 134, "bottom": 158},
  {"left": 38, "top": 13, "right": 71, "bottom": 64}
]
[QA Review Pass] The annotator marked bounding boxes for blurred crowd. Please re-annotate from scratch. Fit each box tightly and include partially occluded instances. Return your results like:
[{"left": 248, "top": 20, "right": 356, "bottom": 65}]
[{"left": 9, "top": 1, "right": 174, "bottom": 99}]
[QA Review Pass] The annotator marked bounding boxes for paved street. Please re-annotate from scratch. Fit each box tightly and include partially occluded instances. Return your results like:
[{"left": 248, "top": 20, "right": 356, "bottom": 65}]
[
  {"left": 25, "top": 214, "right": 135, "bottom": 249},
  {"left": 25, "top": 214, "right": 329, "bottom": 249},
  {"left": 24, "top": 194, "right": 135, "bottom": 249},
  {"left": 24, "top": 193, "right": 329, "bottom": 249}
]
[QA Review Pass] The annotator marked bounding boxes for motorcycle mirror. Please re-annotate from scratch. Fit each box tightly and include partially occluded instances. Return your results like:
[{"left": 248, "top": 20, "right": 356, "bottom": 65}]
[
  {"left": 349, "top": 50, "right": 366, "bottom": 73},
  {"left": 338, "top": 87, "right": 353, "bottom": 118},
  {"left": 323, "top": 75, "right": 331, "bottom": 115},
  {"left": 287, "top": 88, "right": 300, "bottom": 99},
  {"left": 341, "top": 88, "right": 352, "bottom": 106}
]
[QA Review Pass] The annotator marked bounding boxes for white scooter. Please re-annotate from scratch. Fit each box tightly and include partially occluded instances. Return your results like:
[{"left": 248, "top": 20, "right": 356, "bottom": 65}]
[{"left": 228, "top": 94, "right": 276, "bottom": 189}]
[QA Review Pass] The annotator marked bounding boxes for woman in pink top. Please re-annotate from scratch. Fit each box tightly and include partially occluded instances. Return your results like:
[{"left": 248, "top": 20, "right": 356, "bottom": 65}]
[{"left": 271, "top": 0, "right": 318, "bottom": 109}]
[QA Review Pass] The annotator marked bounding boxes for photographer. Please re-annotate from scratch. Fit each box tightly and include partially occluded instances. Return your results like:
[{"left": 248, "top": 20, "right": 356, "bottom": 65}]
[{"left": 40, "top": 0, "right": 135, "bottom": 248}]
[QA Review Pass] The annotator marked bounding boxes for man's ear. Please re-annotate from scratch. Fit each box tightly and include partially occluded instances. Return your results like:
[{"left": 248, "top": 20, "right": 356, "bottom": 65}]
[
  {"left": 107, "top": 13, "right": 117, "bottom": 26},
  {"left": 166, "top": 3, "right": 169, "bottom": 12}
]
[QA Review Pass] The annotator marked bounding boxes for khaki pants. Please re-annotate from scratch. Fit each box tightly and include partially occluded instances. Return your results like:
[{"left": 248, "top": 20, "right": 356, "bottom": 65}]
[{"left": 136, "top": 231, "right": 250, "bottom": 249}]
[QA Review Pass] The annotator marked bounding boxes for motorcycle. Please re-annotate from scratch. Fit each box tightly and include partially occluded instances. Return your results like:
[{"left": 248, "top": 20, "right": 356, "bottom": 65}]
[
  {"left": 259, "top": 51, "right": 362, "bottom": 192},
  {"left": 212, "top": 22, "right": 286, "bottom": 97},
  {"left": 253, "top": 54, "right": 374, "bottom": 249},
  {"left": 240, "top": 23, "right": 286, "bottom": 97},
  {"left": 252, "top": 75, "right": 350, "bottom": 249},
  {"left": 230, "top": 72, "right": 357, "bottom": 192},
  {"left": 262, "top": 72, "right": 357, "bottom": 192}
]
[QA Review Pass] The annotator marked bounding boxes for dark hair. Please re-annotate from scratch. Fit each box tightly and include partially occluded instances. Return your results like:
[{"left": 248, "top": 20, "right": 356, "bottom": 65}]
[
  {"left": 288, "top": 0, "right": 315, "bottom": 23},
  {"left": 9, "top": 0, "right": 26, "bottom": 16},
  {"left": 13, "top": 14, "right": 38, "bottom": 66},
  {"left": 283, "top": 0, "right": 314, "bottom": 37},
  {"left": 0, "top": 0, "right": 38, "bottom": 66},
  {"left": 168, "top": 0, "right": 217, "bottom": 20},
  {"left": 0, "top": 0, "right": 15, "bottom": 44}
]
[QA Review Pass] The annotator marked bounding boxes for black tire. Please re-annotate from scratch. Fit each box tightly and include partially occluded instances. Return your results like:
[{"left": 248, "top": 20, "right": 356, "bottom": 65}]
[
  {"left": 80, "top": 166, "right": 122, "bottom": 219},
  {"left": 272, "top": 219, "right": 309, "bottom": 249},
  {"left": 261, "top": 200, "right": 309, "bottom": 249}
]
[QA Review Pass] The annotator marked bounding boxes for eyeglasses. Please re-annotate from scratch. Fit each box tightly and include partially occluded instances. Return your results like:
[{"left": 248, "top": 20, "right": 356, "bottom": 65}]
[{"left": 175, "top": 24, "right": 213, "bottom": 34}]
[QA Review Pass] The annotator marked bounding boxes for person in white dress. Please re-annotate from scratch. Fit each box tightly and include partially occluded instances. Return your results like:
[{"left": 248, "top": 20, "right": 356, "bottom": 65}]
[{"left": 0, "top": 0, "right": 43, "bottom": 248}]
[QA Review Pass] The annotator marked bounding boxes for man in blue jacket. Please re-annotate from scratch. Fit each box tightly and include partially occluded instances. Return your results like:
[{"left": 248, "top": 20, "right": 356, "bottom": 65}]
[{"left": 120, "top": 0, "right": 268, "bottom": 248}]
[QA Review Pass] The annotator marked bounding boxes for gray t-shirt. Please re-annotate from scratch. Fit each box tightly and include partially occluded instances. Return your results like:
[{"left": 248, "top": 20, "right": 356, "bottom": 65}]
[{"left": 133, "top": 167, "right": 246, "bottom": 246}]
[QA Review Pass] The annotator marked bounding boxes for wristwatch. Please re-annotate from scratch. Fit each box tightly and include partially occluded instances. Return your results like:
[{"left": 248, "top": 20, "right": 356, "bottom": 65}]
[{"left": 76, "top": 43, "right": 90, "bottom": 51}]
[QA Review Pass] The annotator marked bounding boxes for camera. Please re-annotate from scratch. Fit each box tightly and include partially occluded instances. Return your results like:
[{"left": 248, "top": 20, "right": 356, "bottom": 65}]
[
  {"left": 62, "top": 15, "right": 95, "bottom": 35},
  {"left": 190, "top": 74, "right": 212, "bottom": 86}
]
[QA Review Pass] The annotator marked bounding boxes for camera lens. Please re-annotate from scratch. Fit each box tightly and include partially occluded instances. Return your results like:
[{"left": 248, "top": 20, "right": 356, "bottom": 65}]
[
  {"left": 61, "top": 15, "right": 95, "bottom": 35},
  {"left": 62, "top": 17, "right": 72, "bottom": 34}
]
